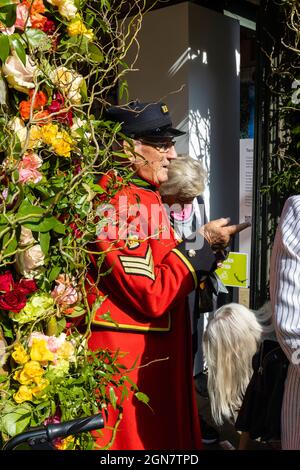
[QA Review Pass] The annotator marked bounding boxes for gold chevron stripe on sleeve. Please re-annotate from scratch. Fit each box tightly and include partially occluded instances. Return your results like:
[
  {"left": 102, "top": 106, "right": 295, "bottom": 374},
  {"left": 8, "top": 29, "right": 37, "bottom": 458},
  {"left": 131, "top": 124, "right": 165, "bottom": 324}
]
[{"left": 119, "top": 246, "right": 155, "bottom": 280}]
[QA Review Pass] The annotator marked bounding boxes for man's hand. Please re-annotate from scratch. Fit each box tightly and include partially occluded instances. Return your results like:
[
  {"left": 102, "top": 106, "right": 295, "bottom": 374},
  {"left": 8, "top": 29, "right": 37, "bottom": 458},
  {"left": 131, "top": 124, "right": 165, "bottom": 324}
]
[{"left": 199, "top": 217, "right": 251, "bottom": 248}]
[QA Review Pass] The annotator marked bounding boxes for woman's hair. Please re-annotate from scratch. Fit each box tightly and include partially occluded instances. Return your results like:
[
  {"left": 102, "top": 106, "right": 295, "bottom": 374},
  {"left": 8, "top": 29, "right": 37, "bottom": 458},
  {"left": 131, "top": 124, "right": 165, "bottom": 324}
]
[
  {"left": 203, "top": 303, "right": 264, "bottom": 426},
  {"left": 159, "top": 154, "right": 206, "bottom": 200}
]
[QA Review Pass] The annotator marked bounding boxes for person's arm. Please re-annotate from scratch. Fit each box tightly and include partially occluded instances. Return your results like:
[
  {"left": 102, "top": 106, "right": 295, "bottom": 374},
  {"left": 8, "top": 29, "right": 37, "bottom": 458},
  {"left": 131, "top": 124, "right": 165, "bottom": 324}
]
[
  {"left": 90, "top": 232, "right": 215, "bottom": 318},
  {"left": 270, "top": 195, "right": 300, "bottom": 372},
  {"left": 89, "top": 216, "right": 249, "bottom": 319}
]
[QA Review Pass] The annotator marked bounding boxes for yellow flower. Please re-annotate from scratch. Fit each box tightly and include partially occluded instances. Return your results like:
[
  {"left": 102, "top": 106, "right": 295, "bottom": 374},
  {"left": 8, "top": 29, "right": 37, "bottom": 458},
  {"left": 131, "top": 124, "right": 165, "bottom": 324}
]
[
  {"left": 12, "top": 344, "right": 29, "bottom": 365},
  {"left": 32, "top": 377, "right": 49, "bottom": 398},
  {"left": 51, "top": 130, "right": 73, "bottom": 158},
  {"left": 56, "top": 341, "right": 74, "bottom": 360},
  {"left": 41, "top": 123, "right": 59, "bottom": 146},
  {"left": 13, "top": 368, "right": 32, "bottom": 385},
  {"left": 56, "top": 435, "right": 75, "bottom": 450},
  {"left": 30, "top": 339, "right": 54, "bottom": 362},
  {"left": 27, "top": 125, "right": 42, "bottom": 149},
  {"left": 67, "top": 17, "right": 93, "bottom": 40},
  {"left": 14, "top": 360, "right": 45, "bottom": 385},
  {"left": 13, "top": 385, "right": 33, "bottom": 404}
]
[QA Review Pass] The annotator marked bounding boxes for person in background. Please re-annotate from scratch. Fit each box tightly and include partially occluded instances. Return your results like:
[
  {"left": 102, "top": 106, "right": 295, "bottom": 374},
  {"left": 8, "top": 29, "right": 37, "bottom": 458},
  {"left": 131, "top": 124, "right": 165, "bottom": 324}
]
[
  {"left": 159, "top": 155, "right": 221, "bottom": 445},
  {"left": 87, "top": 101, "right": 251, "bottom": 450},
  {"left": 270, "top": 195, "right": 300, "bottom": 449}
]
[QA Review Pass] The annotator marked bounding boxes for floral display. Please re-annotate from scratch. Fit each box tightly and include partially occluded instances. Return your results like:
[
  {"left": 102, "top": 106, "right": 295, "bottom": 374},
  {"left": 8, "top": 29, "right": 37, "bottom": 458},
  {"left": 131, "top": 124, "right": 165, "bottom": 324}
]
[{"left": 0, "top": 0, "right": 147, "bottom": 450}]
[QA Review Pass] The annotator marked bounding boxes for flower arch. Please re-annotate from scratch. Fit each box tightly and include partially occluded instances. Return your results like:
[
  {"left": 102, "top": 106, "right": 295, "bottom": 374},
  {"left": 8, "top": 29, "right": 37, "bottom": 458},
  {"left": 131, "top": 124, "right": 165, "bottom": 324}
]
[{"left": 0, "top": 0, "right": 149, "bottom": 450}]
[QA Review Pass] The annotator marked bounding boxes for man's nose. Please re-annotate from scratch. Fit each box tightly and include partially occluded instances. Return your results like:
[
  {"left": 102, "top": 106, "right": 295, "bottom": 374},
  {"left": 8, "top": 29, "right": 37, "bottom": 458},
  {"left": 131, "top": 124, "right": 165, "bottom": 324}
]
[{"left": 167, "top": 146, "right": 177, "bottom": 160}]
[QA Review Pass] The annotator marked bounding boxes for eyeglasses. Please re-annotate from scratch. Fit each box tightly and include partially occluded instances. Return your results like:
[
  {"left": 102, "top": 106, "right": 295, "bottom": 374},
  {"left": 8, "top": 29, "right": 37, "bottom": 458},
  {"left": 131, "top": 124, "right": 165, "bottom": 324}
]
[{"left": 138, "top": 139, "right": 176, "bottom": 153}]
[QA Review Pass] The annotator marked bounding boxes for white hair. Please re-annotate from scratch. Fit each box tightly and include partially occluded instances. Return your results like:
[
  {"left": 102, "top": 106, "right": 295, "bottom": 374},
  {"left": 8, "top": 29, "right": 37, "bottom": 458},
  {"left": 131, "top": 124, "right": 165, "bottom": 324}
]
[
  {"left": 159, "top": 154, "right": 206, "bottom": 200},
  {"left": 203, "top": 303, "right": 265, "bottom": 426}
]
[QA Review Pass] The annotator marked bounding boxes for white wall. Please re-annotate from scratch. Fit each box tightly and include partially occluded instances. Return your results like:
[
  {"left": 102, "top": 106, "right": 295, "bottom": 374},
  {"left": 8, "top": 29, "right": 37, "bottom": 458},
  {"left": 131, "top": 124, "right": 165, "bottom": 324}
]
[{"left": 124, "top": 2, "right": 240, "bottom": 229}]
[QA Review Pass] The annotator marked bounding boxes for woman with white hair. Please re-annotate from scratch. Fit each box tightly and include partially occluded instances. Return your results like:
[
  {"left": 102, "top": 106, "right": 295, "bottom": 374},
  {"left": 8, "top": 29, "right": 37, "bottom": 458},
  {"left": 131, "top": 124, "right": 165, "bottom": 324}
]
[
  {"left": 203, "top": 301, "right": 288, "bottom": 449},
  {"left": 160, "top": 155, "right": 223, "bottom": 444}
]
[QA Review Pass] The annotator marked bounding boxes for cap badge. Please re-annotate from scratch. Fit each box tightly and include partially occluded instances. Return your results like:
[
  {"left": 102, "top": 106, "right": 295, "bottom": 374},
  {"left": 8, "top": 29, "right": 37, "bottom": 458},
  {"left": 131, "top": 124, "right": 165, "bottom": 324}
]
[{"left": 161, "top": 104, "right": 169, "bottom": 114}]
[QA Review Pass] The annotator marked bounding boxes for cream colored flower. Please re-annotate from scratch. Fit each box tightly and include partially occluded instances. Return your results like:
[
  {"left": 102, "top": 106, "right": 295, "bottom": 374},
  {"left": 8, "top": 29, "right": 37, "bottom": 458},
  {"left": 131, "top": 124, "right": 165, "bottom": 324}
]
[
  {"left": 7, "top": 117, "right": 28, "bottom": 149},
  {"left": 50, "top": 66, "right": 83, "bottom": 104},
  {"left": 2, "top": 51, "right": 36, "bottom": 94},
  {"left": 15, "top": 227, "right": 45, "bottom": 278},
  {"left": 19, "top": 226, "right": 36, "bottom": 246},
  {"left": 47, "top": 0, "right": 77, "bottom": 20},
  {"left": 58, "top": 0, "right": 77, "bottom": 20}
]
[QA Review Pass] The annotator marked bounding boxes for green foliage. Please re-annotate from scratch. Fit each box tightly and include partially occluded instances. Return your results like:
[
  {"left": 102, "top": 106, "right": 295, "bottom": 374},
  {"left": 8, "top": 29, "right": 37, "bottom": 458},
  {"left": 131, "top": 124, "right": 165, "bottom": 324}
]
[
  {"left": 266, "top": 0, "right": 300, "bottom": 199},
  {"left": 0, "top": 0, "right": 151, "bottom": 451}
]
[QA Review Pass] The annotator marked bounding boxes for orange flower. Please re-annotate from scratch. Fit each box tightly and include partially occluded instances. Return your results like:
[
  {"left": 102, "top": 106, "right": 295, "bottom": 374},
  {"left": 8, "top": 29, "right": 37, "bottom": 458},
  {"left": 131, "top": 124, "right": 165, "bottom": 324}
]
[
  {"left": 31, "top": 13, "right": 47, "bottom": 30},
  {"left": 23, "top": 0, "right": 45, "bottom": 14},
  {"left": 20, "top": 91, "right": 48, "bottom": 120},
  {"left": 20, "top": 100, "right": 32, "bottom": 120},
  {"left": 29, "top": 90, "right": 48, "bottom": 108}
]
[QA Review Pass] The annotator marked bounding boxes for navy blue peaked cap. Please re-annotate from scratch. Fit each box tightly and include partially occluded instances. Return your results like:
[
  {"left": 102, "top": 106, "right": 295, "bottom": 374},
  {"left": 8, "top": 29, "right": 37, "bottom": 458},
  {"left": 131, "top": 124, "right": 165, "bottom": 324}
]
[{"left": 105, "top": 101, "right": 185, "bottom": 140}]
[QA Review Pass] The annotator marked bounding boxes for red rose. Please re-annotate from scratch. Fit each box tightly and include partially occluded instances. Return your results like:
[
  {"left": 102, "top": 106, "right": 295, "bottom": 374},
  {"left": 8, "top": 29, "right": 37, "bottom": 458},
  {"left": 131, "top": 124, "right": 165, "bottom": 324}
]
[
  {"left": 0, "top": 290, "right": 27, "bottom": 312},
  {"left": 17, "top": 279, "right": 38, "bottom": 295},
  {"left": 0, "top": 272, "right": 14, "bottom": 293},
  {"left": 42, "top": 19, "right": 56, "bottom": 35}
]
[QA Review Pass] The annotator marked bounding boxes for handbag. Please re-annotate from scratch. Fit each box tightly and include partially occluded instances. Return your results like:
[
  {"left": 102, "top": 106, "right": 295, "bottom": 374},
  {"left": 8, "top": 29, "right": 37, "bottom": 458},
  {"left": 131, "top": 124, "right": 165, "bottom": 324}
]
[{"left": 235, "top": 339, "right": 289, "bottom": 441}]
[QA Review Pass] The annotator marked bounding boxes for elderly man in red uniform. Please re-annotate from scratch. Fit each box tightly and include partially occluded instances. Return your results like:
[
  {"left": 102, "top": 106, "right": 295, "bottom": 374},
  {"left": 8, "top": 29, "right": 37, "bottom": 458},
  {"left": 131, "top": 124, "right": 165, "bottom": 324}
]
[{"left": 87, "top": 101, "right": 249, "bottom": 450}]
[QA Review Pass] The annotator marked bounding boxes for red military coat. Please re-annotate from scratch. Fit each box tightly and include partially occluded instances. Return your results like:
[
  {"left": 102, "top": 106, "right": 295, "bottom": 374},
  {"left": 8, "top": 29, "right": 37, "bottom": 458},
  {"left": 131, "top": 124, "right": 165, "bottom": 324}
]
[{"left": 87, "top": 174, "right": 216, "bottom": 450}]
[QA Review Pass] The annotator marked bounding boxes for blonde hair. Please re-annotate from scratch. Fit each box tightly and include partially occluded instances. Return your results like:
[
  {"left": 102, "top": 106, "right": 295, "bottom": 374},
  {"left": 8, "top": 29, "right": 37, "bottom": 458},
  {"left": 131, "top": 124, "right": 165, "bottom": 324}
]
[
  {"left": 203, "top": 303, "right": 263, "bottom": 426},
  {"left": 159, "top": 154, "right": 206, "bottom": 200}
]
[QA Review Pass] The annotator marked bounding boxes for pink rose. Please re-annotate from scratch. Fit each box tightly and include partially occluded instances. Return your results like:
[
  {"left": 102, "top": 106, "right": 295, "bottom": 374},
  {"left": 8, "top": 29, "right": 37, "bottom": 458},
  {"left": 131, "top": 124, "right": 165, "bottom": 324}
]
[
  {"left": 51, "top": 274, "right": 78, "bottom": 307},
  {"left": 18, "top": 152, "right": 43, "bottom": 184},
  {"left": 15, "top": 4, "right": 31, "bottom": 31}
]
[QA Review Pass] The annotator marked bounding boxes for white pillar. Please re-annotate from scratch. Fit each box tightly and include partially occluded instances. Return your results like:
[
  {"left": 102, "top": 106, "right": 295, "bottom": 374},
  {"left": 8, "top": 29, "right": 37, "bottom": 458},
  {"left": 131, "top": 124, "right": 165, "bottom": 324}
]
[{"left": 124, "top": 1, "right": 240, "bottom": 226}]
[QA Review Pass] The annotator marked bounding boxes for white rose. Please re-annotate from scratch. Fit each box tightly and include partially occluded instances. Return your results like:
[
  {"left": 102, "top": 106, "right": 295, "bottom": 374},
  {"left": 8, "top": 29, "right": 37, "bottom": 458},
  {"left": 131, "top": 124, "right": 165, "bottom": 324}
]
[
  {"left": 16, "top": 227, "right": 45, "bottom": 278},
  {"left": 2, "top": 51, "right": 37, "bottom": 94},
  {"left": 47, "top": 0, "right": 77, "bottom": 20},
  {"left": 50, "top": 66, "right": 83, "bottom": 104},
  {"left": 59, "top": 0, "right": 77, "bottom": 20},
  {"left": 15, "top": 245, "right": 45, "bottom": 278},
  {"left": 8, "top": 117, "right": 28, "bottom": 148},
  {"left": 70, "top": 117, "right": 91, "bottom": 140},
  {"left": 19, "top": 226, "right": 36, "bottom": 246}
]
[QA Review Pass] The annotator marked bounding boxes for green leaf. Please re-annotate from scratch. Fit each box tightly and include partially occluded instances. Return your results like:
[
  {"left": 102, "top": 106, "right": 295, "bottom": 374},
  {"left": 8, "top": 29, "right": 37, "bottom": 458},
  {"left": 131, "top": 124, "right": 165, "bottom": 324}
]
[
  {"left": 2, "top": 233, "right": 17, "bottom": 256},
  {"left": 1, "top": 402, "right": 32, "bottom": 437},
  {"left": 0, "top": 34, "right": 9, "bottom": 63},
  {"left": 23, "top": 216, "right": 66, "bottom": 234},
  {"left": 88, "top": 43, "right": 104, "bottom": 63},
  {"left": 109, "top": 386, "right": 117, "bottom": 410},
  {"left": 65, "top": 305, "right": 86, "bottom": 318},
  {"left": 0, "top": 0, "right": 16, "bottom": 6},
  {"left": 24, "top": 28, "right": 51, "bottom": 51},
  {"left": 39, "top": 231, "right": 50, "bottom": 255},
  {"left": 48, "top": 265, "right": 61, "bottom": 282},
  {"left": 9, "top": 35, "right": 26, "bottom": 65},
  {"left": 0, "top": 4, "right": 16, "bottom": 27},
  {"left": 88, "top": 183, "right": 105, "bottom": 194},
  {"left": 119, "top": 80, "right": 128, "bottom": 102},
  {"left": 56, "top": 317, "right": 66, "bottom": 334},
  {"left": 17, "top": 200, "right": 44, "bottom": 218},
  {"left": 135, "top": 392, "right": 150, "bottom": 405},
  {"left": 80, "top": 78, "right": 88, "bottom": 102}
]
